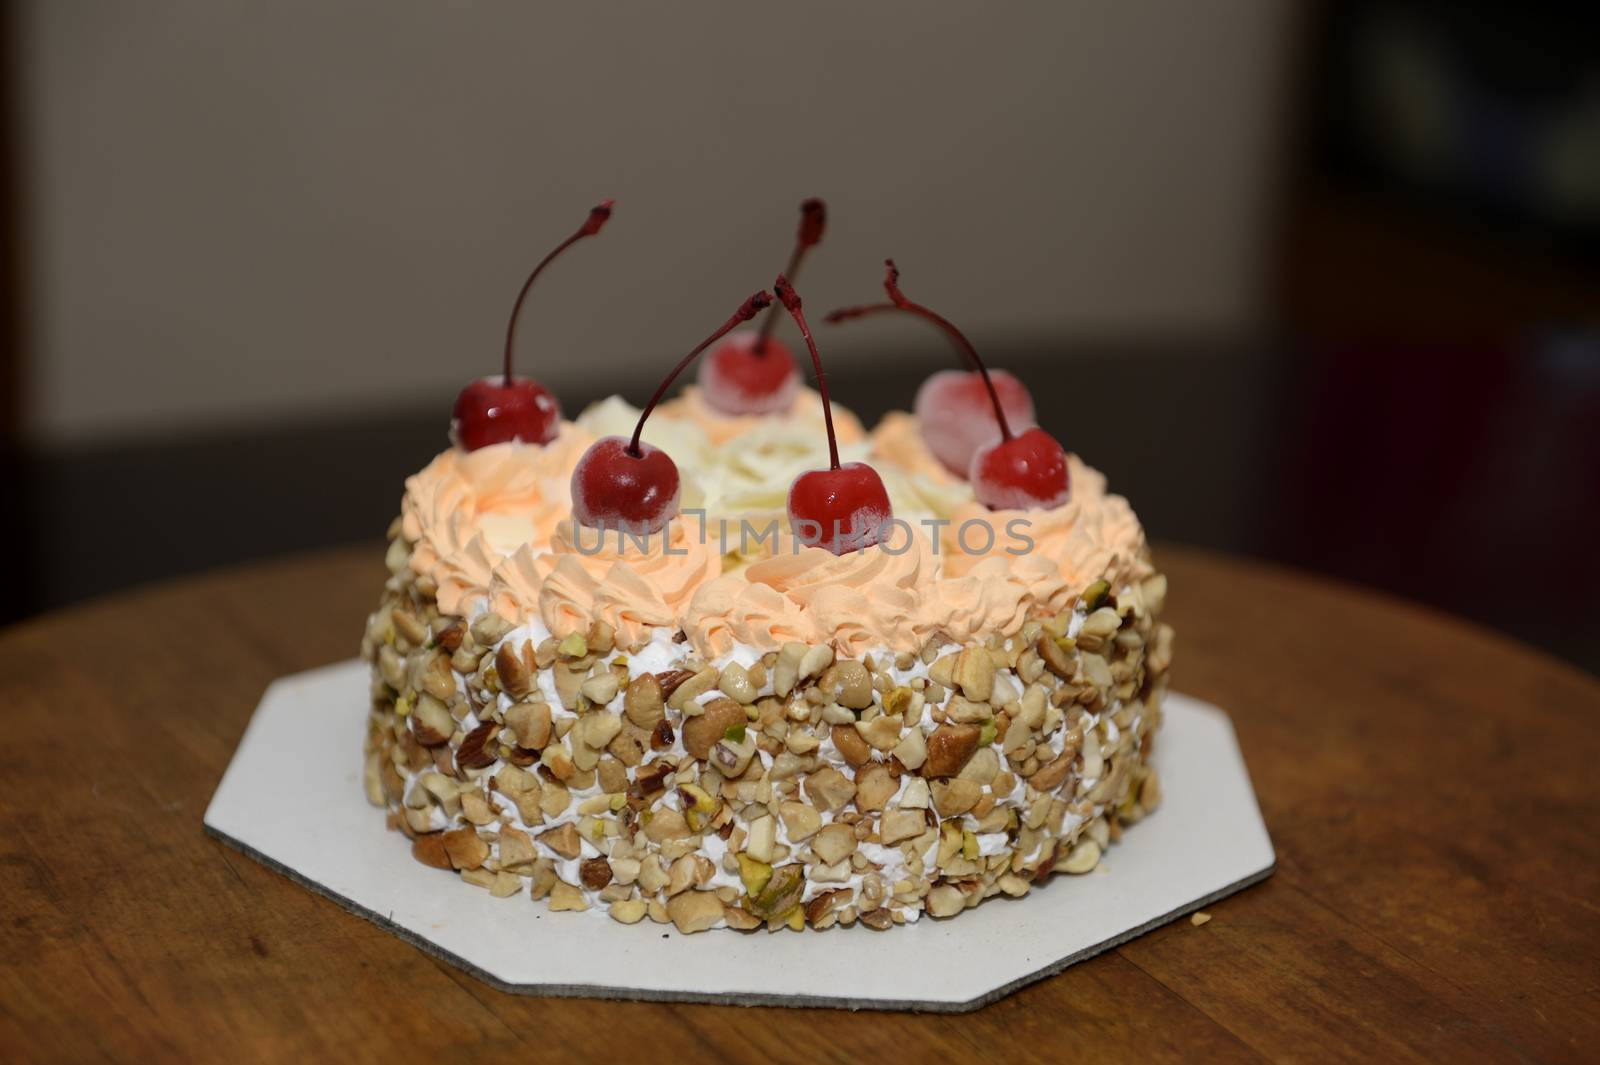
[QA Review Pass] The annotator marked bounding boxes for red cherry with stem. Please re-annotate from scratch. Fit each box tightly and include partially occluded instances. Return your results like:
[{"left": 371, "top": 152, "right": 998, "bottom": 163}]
[
  {"left": 696, "top": 332, "right": 800, "bottom": 416},
  {"left": 698, "top": 199, "right": 826, "bottom": 415},
  {"left": 451, "top": 200, "right": 613, "bottom": 450},
  {"left": 567, "top": 437, "right": 681, "bottom": 537},
  {"left": 969, "top": 427, "right": 1070, "bottom": 511},
  {"left": 912, "top": 370, "right": 1035, "bottom": 475},
  {"left": 775, "top": 276, "right": 894, "bottom": 555},
  {"left": 571, "top": 291, "right": 772, "bottom": 534},
  {"left": 826, "top": 259, "right": 1035, "bottom": 476},
  {"left": 828, "top": 260, "right": 1067, "bottom": 510},
  {"left": 756, "top": 200, "right": 826, "bottom": 351},
  {"left": 787, "top": 461, "right": 895, "bottom": 556},
  {"left": 451, "top": 376, "right": 561, "bottom": 452}
]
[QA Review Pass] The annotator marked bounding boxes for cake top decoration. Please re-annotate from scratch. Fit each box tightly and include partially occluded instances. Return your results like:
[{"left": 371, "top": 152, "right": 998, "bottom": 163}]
[
  {"left": 775, "top": 275, "right": 894, "bottom": 556},
  {"left": 451, "top": 200, "right": 613, "bottom": 451},
  {"left": 697, "top": 198, "right": 827, "bottom": 416},
  {"left": 570, "top": 290, "right": 773, "bottom": 535},
  {"left": 828, "top": 260, "right": 1069, "bottom": 510}
]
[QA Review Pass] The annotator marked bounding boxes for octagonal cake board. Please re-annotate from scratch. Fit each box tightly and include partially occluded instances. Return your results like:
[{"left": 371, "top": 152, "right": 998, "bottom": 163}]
[{"left": 205, "top": 660, "right": 1274, "bottom": 1012}]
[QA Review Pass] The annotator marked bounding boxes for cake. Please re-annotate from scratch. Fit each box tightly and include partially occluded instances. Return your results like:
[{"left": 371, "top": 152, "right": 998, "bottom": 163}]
[{"left": 360, "top": 202, "right": 1173, "bottom": 933}]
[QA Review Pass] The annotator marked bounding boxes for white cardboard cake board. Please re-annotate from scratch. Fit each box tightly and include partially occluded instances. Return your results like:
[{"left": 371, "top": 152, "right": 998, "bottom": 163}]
[{"left": 205, "top": 660, "right": 1274, "bottom": 1012}]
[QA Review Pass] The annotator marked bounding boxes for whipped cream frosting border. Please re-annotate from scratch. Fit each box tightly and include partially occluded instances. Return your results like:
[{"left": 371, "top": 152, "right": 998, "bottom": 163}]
[{"left": 400, "top": 405, "right": 1152, "bottom": 655}]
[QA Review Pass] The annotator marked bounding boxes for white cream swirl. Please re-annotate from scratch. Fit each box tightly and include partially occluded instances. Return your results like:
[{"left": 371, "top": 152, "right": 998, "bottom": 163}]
[{"left": 656, "top": 385, "right": 865, "bottom": 448}]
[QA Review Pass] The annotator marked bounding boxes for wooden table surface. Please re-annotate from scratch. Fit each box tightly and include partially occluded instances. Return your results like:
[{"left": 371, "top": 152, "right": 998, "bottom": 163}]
[{"left": 2, "top": 544, "right": 1595, "bottom": 1064}]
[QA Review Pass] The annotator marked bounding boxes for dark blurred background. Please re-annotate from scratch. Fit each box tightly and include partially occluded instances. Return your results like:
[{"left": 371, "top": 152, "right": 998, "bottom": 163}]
[{"left": 3, "top": 2, "right": 1597, "bottom": 670}]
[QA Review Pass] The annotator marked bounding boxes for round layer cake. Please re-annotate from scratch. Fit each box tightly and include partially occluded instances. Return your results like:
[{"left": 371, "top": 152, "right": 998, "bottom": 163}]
[{"left": 360, "top": 386, "right": 1173, "bottom": 932}]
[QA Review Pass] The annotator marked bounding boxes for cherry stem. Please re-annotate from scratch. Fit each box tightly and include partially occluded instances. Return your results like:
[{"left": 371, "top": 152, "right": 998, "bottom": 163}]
[
  {"left": 754, "top": 199, "right": 826, "bottom": 352},
  {"left": 502, "top": 200, "right": 614, "bottom": 386},
  {"left": 775, "top": 275, "right": 840, "bottom": 470},
  {"left": 826, "top": 260, "right": 1013, "bottom": 441},
  {"left": 629, "top": 292, "right": 773, "bottom": 456},
  {"left": 822, "top": 302, "right": 896, "bottom": 324}
]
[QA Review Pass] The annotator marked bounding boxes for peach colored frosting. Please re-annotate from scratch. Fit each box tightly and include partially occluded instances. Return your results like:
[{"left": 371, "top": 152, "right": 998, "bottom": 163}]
[
  {"left": 682, "top": 530, "right": 1060, "bottom": 659},
  {"left": 488, "top": 519, "right": 721, "bottom": 650},
  {"left": 684, "top": 532, "right": 922, "bottom": 658},
  {"left": 867, "top": 411, "right": 976, "bottom": 522},
  {"left": 480, "top": 514, "right": 720, "bottom": 646},
  {"left": 401, "top": 426, "right": 596, "bottom": 617},
  {"left": 398, "top": 402, "right": 1152, "bottom": 657},
  {"left": 680, "top": 576, "right": 818, "bottom": 657},
  {"left": 941, "top": 454, "right": 1153, "bottom": 598},
  {"left": 869, "top": 410, "right": 961, "bottom": 485},
  {"left": 931, "top": 553, "right": 1073, "bottom": 644}
]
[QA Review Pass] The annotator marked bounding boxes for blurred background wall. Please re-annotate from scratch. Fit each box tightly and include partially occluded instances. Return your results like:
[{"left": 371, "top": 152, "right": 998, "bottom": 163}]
[
  {"left": 4, "top": 1, "right": 1597, "bottom": 670},
  {"left": 14, "top": 0, "right": 1290, "bottom": 443}
]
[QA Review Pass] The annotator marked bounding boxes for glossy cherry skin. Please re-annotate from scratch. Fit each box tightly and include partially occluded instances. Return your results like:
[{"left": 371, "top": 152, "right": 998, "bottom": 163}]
[
  {"left": 697, "top": 332, "right": 801, "bottom": 415},
  {"left": 451, "top": 376, "right": 562, "bottom": 450},
  {"left": 570, "top": 436, "right": 681, "bottom": 534},
  {"left": 913, "top": 369, "right": 1036, "bottom": 477},
  {"left": 969, "top": 427, "right": 1070, "bottom": 511},
  {"left": 787, "top": 462, "right": 894, "bottom": 555}
]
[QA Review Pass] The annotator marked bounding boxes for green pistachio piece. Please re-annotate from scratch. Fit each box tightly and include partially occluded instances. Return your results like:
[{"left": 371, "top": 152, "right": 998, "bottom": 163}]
[
  {"left": 1081, "top": 580, "right": 1110, "bottom": 612},
  {"left": 737, "top": 853, "right": 773, "bottom": 896},
  {"left": 746, "top": 864, "right": 805, "bottom": 919}
]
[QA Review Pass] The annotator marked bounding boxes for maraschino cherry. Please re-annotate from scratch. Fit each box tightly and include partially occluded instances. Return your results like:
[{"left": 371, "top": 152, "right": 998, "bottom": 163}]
[
  {"left": 451, "top": 200, "right": 613, "bottom": 450},
  {"left": 697, "top": 199, "right": 827, "bottom": 416},
  {"left": 829, "top": 261, "right": 1068, "bottom": 511},
  {"left": 775, "top": 276, "right": 894, "bottom": 555},
  {"left": 571, "top": 292, "right": 773, "bottom": 534},
  {"left": 826, "top": 260, "right": 1036, "bottom": 476}
]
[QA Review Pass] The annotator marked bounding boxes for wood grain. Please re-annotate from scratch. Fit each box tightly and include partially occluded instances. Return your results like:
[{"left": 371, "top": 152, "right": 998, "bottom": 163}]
[{"left": 1, "top": 545, "right": 1595, "bottom": 1064}]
